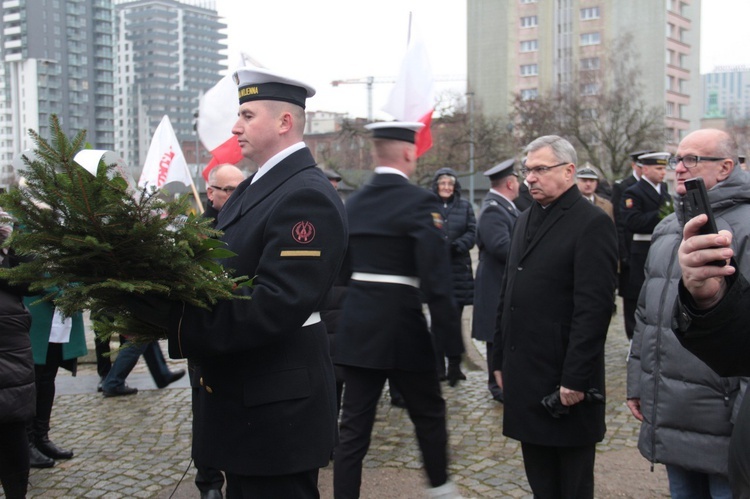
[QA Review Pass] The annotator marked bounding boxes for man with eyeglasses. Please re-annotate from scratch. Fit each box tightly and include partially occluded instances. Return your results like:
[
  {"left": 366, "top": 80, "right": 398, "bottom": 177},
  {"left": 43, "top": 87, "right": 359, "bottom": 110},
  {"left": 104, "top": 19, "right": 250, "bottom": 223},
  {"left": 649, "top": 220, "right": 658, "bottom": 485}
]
[
  {"left": 620, "top": 152, "right": 672, "bottom": 313},
  {"left": 627, "top": 128, "right": 750, "bottom": 498},
  {"left": 491, "top": 135, "right": 617, "bottom": 498},
  {"left": 205, "top": 163, "right": 245, "bottom": 219}
]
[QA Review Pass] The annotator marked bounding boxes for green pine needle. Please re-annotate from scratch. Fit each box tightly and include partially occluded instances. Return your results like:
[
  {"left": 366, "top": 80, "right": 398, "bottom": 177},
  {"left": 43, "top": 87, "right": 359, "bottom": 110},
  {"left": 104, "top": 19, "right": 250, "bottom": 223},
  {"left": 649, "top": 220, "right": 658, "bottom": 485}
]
[{"left": 0, "top": 115, "right": 251, "bottom": 342}]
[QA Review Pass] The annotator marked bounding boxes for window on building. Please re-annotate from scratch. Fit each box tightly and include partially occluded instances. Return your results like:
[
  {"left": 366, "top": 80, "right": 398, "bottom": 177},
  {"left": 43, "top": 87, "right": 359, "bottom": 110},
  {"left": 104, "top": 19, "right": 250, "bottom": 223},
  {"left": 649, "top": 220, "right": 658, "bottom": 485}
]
[
  {"left": 580, "top": 57, "right": 600, "bottom": 70},
  {"left": 521, "top": 16, "right": 538, "bottom": 28},
  {"left": 521, "top": 64, "right": 539, "bottom": 76},
  {"left": 521, "top": 88, "right": 538, "bottom": 100},
  {"left": 666, "top": 102, "right": 675, "bottom": 116},
  {"left": 520, "top": 39, "right": 539, "bottom": 52},
  {"left": 580, "top": 7, "right": 600, "bottom": 20},
  {"left": 580, "top": 32, "right": 601, "bottom": 46},
  {"left": 581, "top": 83, "right": 599, "bottom": 95},
  {"left": 666, "top": 23, "right": 674, "bottom": 38}
]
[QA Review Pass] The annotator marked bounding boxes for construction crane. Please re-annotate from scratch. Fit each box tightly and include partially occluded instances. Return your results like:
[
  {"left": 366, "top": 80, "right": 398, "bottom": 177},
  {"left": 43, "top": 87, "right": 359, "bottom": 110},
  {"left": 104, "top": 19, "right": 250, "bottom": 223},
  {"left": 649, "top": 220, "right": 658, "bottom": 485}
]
[
  {"left": 330, "top": 76, "right": 396, "bottom": 121},
  {"left": 331, "top": 75, "right": 467, "bottom": 121}
]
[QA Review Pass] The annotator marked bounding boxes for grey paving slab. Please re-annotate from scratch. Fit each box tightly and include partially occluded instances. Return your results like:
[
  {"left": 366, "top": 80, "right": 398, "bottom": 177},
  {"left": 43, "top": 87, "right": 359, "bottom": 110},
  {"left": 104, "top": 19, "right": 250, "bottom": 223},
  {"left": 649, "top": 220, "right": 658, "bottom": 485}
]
[{"left": 13, "top": 303, "right": 671, "bottom": 498}]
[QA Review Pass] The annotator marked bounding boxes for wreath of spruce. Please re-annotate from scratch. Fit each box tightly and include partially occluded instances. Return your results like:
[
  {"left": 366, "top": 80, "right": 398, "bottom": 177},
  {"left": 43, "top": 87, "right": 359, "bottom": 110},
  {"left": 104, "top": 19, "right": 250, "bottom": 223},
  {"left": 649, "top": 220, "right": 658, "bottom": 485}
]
[{"left": 0, "top": 115, "right": 250, "bottom": 342}]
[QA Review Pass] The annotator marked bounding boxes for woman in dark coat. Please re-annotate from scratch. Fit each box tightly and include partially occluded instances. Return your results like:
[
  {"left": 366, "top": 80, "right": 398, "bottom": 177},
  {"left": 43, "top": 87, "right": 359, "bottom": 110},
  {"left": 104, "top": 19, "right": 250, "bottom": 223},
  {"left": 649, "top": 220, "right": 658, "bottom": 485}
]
[
  {"left": 431, "top": 168, "right": 476, "bottom": 382},
  {"left": 0, "top": 219, "right": 34, "bottom": 499}
]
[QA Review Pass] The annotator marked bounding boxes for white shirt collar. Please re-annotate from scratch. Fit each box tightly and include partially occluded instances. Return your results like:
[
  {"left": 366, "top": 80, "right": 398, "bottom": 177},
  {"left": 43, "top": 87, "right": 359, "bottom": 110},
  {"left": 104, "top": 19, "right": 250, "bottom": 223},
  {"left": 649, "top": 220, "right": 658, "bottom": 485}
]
[
  {"left": 250, "top": 142, "right": 306, "bottom": 184},
  {"left": 374, "top": 166, "right": 409, "bottom": 180},
  {"left": 643, "top": 176, "right": 661, "bottom": 193},
  {"left": 490, "top": 188, "right": 518, "bottom": 210}
]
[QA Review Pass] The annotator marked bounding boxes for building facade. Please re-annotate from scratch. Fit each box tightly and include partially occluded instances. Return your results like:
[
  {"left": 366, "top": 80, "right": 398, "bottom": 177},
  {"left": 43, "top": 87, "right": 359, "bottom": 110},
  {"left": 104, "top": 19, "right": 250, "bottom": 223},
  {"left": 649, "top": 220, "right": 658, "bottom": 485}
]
[
  {"left": 467, "top": 0, "right": 701, "bottom": 145},
  {"left": 0, "top": 0, "right": 115, "bottom": 188},
  {"left": 702, "top": 66, "right": 750, "bottom": 121},
  {"left": 114, "top": 0, "right": 226, "bottom": 172}
]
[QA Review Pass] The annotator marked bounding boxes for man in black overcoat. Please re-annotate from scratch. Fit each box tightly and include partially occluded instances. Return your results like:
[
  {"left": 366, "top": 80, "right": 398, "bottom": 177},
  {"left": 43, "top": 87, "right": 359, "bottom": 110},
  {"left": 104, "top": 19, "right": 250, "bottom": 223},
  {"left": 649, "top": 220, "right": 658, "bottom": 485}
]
[
  {"left": 492, "top": 135, "right": 617, "bottom": 498},
  {"left": 334, "top": 122, "right": 464, "bottom": 499},
  {"left": 471, "top": 158, "right": 519, "bottom": 403},
  {"left": 162, "top": 67, "right": 348, "bottom": 497}
]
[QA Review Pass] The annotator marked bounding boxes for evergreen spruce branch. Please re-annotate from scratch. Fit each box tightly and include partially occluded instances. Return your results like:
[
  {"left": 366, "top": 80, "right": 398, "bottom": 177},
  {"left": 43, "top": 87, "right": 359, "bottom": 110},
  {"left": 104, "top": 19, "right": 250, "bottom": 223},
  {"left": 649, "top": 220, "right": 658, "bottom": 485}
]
[{"left": 0, "top": 115, "right": 250, "bottom": 342}]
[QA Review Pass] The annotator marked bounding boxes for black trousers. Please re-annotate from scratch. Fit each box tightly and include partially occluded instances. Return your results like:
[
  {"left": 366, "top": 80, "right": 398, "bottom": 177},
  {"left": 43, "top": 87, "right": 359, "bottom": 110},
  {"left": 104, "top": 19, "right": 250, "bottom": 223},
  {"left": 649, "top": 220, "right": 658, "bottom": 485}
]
[
  {"left": 623, "top": 297, "right": 637, "bottom": 340},
  {"left": 333, "top": 366, "right": 448, "bottom": 498},
  {"left": 224, "top": 469, "right": 318, "bottom": 498},
  {"left": 521, "top": 442, "right": 596, "bottom": 499},
  {"left": 0, "top": 421, "right": 29, "bottom": 499}
]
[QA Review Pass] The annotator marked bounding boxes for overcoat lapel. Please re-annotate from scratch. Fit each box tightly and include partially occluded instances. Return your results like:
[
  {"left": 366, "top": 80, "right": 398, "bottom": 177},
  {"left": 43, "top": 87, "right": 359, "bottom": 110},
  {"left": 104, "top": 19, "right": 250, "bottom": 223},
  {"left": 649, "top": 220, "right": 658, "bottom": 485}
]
[{"left": 520, "top": 186, "right": 581, "bottom": 260}]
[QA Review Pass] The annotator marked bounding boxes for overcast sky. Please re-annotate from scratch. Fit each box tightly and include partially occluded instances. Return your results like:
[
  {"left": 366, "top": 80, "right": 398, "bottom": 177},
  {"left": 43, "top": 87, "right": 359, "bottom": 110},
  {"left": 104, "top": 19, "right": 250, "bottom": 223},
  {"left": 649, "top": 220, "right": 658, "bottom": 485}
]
[{"left": 215, "top": 0, "right": 750, "bottom": 119}]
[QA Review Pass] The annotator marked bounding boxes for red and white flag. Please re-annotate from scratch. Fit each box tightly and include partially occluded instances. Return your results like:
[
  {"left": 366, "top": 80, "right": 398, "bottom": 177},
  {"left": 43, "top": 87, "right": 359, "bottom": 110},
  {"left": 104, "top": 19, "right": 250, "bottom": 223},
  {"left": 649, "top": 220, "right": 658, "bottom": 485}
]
[
  {"left": 382, "top": 24, "right": 435, "bottom": 157},
  {"left": 138, "top": 115, "right": 192, "bottom": 190},
  {"left": 198, "top": 54, "right": 260, "bottom": 180}
]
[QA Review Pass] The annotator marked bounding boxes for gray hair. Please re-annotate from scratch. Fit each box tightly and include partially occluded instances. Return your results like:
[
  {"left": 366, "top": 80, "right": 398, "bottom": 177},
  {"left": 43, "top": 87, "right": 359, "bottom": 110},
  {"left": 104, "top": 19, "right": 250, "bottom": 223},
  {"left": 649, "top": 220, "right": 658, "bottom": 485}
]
[{"left": 524, "top": 135, "right": 577, "bottom": 165}]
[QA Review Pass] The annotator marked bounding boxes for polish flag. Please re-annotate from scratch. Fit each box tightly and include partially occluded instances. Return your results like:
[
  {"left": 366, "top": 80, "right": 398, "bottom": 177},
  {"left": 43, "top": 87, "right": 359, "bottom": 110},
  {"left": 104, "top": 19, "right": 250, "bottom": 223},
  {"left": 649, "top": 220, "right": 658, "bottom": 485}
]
[
  {"left": 199, "top": 54, "right": 260, "bottom": 180},
  {"left": 138, "top": 115, "right": 192, "bottom": 189},
  {"left": 382, "top": 24, "right": 435, "bottom": 157}
]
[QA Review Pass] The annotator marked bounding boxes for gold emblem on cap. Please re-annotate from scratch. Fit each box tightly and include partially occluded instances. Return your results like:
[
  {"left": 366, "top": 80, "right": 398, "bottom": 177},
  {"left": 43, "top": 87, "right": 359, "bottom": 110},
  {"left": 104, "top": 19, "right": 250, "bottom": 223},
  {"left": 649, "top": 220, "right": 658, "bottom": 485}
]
[{"left": 239, "top": 86, "right": 260, "bottom": 98}]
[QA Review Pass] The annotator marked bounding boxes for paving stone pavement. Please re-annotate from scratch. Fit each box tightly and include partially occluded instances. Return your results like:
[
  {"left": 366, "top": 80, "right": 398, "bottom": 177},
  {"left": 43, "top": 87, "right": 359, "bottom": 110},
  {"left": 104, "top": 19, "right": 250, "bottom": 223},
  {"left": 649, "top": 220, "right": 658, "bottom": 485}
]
[{"left": 13, "top": 300, "right": 672, "bottom": 498}]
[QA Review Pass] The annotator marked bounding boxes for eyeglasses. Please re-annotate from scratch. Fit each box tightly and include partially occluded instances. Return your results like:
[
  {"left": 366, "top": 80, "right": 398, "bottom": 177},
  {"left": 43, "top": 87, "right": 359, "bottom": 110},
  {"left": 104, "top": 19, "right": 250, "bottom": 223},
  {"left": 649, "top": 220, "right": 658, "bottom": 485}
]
[
  {"left": 209, "top": 185, "right": 237, "bottom": 193},
  {"left": 668, "top": 155, "right": 727, "bottom": 169},
  {"left": 520, "top": 161, "right": 568, "bottom": 177}
]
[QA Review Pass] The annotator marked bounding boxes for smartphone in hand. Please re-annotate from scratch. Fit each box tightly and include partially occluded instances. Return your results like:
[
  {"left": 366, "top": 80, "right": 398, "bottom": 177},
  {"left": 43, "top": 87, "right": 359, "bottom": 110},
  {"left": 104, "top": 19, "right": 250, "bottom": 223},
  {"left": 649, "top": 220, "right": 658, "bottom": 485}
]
[{"left": 684, "top": 177, "right": 726, "bottom": 266}]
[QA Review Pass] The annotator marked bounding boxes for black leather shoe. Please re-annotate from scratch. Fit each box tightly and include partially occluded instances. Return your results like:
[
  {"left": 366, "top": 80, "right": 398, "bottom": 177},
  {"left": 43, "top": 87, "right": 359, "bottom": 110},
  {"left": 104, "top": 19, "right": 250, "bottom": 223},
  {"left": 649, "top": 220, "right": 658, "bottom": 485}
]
[
  {"left": 97, "top": 377, "right": 104, "bottom": 393},
  {"left": 103, "top": 384, "right": 138, "bottom": 397},
  {"left": 156, "top": 369, "right": 186, "bottom": 389},
  {"left": 36, "top": 438, "right": 73, "bottom": 460},
  {"left": 201, "top": 490, "right": 223, "bottom": 499},
  {"left": 28, "top": 444, "right": 55, "bottom": 468},
  {"left": 446, "top": 365, "right": 467, "bottom": 387},
  {"left": 390, "top": 395, "right": 407, "bottom": 408}
]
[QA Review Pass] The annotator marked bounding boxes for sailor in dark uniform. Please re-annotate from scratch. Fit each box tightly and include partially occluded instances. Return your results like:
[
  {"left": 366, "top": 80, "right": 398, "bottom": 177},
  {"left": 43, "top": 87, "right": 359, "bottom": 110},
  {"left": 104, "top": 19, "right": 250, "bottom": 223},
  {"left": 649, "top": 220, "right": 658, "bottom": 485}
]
[
  {"left": 621, "top": 152, "right": 672, "bottom": 304},
  {"left": 334, "top": 122, "right": 464, "bottom": 499},
  {"left": 160, "top": 67, "right": 348, "bottom": 498},
  {"left": 611, "top": 150, "right": 653, "bottom": 340},
  {"left": 471, "top": 158, "right": 520, "bottom": 403}
]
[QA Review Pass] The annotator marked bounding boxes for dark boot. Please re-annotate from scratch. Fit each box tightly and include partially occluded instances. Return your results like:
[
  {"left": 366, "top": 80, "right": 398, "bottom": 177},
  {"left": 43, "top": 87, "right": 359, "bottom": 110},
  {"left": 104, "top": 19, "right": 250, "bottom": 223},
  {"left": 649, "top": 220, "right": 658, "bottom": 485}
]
[
  {"left": 446, "top": 356, "right": 466, "bottom": 387},
  {"left": 34, "top": 419, "right": 73, "bottom": 460},
  {"left": 28, "top": 441, "right": 54, "bottom": 469}
]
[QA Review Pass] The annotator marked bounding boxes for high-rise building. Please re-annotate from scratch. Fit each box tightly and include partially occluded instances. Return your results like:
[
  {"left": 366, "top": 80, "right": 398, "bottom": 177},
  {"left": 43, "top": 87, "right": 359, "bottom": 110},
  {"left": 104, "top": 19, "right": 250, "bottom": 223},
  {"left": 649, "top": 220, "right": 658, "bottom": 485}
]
[
  {"left": 467, "top": 0, "right": 701, "bottom": 145},
  {"left": 702, "top": 66, "right": 750, "bottom": 121},
  {"left": 0, "top": 0, "right": 115, "bottom": 187},
  {"left": 114, "top": 0, "right": 226, "bottom": 171}
]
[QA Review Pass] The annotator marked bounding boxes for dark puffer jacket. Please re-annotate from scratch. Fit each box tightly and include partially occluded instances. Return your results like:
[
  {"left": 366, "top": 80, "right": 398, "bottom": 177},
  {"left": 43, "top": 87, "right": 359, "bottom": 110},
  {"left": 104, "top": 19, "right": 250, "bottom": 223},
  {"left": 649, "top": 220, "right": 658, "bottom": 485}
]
[
  {"left": 431, "top": 168, "right": 476, "bottom": 306},
  {"left": 0, "top": 256, "right": 34, "bottom": 424}
]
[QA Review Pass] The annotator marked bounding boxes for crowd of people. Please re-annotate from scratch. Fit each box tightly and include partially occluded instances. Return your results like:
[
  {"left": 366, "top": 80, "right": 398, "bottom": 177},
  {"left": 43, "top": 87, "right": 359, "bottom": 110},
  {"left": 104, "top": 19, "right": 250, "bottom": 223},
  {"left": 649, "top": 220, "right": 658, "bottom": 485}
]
[{"left": 3, "top": 64, "right": 750, "bottom": 499}]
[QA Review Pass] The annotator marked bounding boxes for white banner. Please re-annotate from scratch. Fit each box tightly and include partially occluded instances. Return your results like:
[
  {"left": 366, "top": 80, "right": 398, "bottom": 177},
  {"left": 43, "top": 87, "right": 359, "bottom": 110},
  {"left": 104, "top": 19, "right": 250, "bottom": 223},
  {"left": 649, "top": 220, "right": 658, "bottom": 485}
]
[{"left": 138, "top": 115, "right": 192, "bottom": 190}]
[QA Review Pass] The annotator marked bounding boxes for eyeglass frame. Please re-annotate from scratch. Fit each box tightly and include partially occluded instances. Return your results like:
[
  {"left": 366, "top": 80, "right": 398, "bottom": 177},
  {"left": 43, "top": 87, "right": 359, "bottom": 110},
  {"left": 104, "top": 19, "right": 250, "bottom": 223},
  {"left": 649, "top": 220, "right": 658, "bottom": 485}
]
[
  {"left": 519, "top": 161, "right": 569, "bottom": 177},
  {"left": 667, "top": 155, "right": 728, "bottom": 170},
  {"left": 208, "top": 184, "right": 238, "bottom": 193}
]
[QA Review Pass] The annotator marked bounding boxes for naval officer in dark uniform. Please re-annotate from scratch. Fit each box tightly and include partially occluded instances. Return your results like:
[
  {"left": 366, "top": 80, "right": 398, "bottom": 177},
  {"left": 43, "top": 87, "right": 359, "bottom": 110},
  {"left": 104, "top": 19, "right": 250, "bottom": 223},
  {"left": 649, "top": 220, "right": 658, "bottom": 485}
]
[
  {"left": 159, "top": 67, "right": 348, "bottom": 498},
  {"left": 471, "top": 158, "right": 519, "bottom": 403},
  {"left": 611, "top": 150, "right": 652, "bottom": 339},
  {"left": 334, "top": 122, "right": 464, "bottom": 499},
  {"left": 621, "top": 152, "right": 671, "bottom": 302}
]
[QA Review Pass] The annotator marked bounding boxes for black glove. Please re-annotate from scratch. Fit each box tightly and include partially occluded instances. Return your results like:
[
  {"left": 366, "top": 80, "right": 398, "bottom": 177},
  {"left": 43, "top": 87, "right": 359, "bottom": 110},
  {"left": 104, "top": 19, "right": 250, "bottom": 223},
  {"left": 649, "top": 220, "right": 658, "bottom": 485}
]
[
  {"left": 120, "top": 294, "right": 172, "bottom": 330},
  {"left": 541, "top": 388, "right": 605, "bottom": 418},
  {"left": 450, "top": 242, "right": 462, "bottom": 256}
]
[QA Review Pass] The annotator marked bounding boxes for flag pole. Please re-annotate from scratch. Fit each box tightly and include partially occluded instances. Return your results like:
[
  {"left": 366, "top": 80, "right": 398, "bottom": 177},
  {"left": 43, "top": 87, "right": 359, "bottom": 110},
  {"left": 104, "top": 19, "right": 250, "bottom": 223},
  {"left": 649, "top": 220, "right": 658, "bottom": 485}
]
[{"left": 186, "top": 163, "right": 205, "bottom": 214}]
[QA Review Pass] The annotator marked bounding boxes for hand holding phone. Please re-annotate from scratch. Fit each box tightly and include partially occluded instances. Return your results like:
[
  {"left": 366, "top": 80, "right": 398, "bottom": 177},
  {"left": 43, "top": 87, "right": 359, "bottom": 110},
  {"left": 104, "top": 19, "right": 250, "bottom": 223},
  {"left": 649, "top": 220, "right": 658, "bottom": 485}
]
[{"left": 683, "top": 177, "right": 725, "bottom": 266}]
